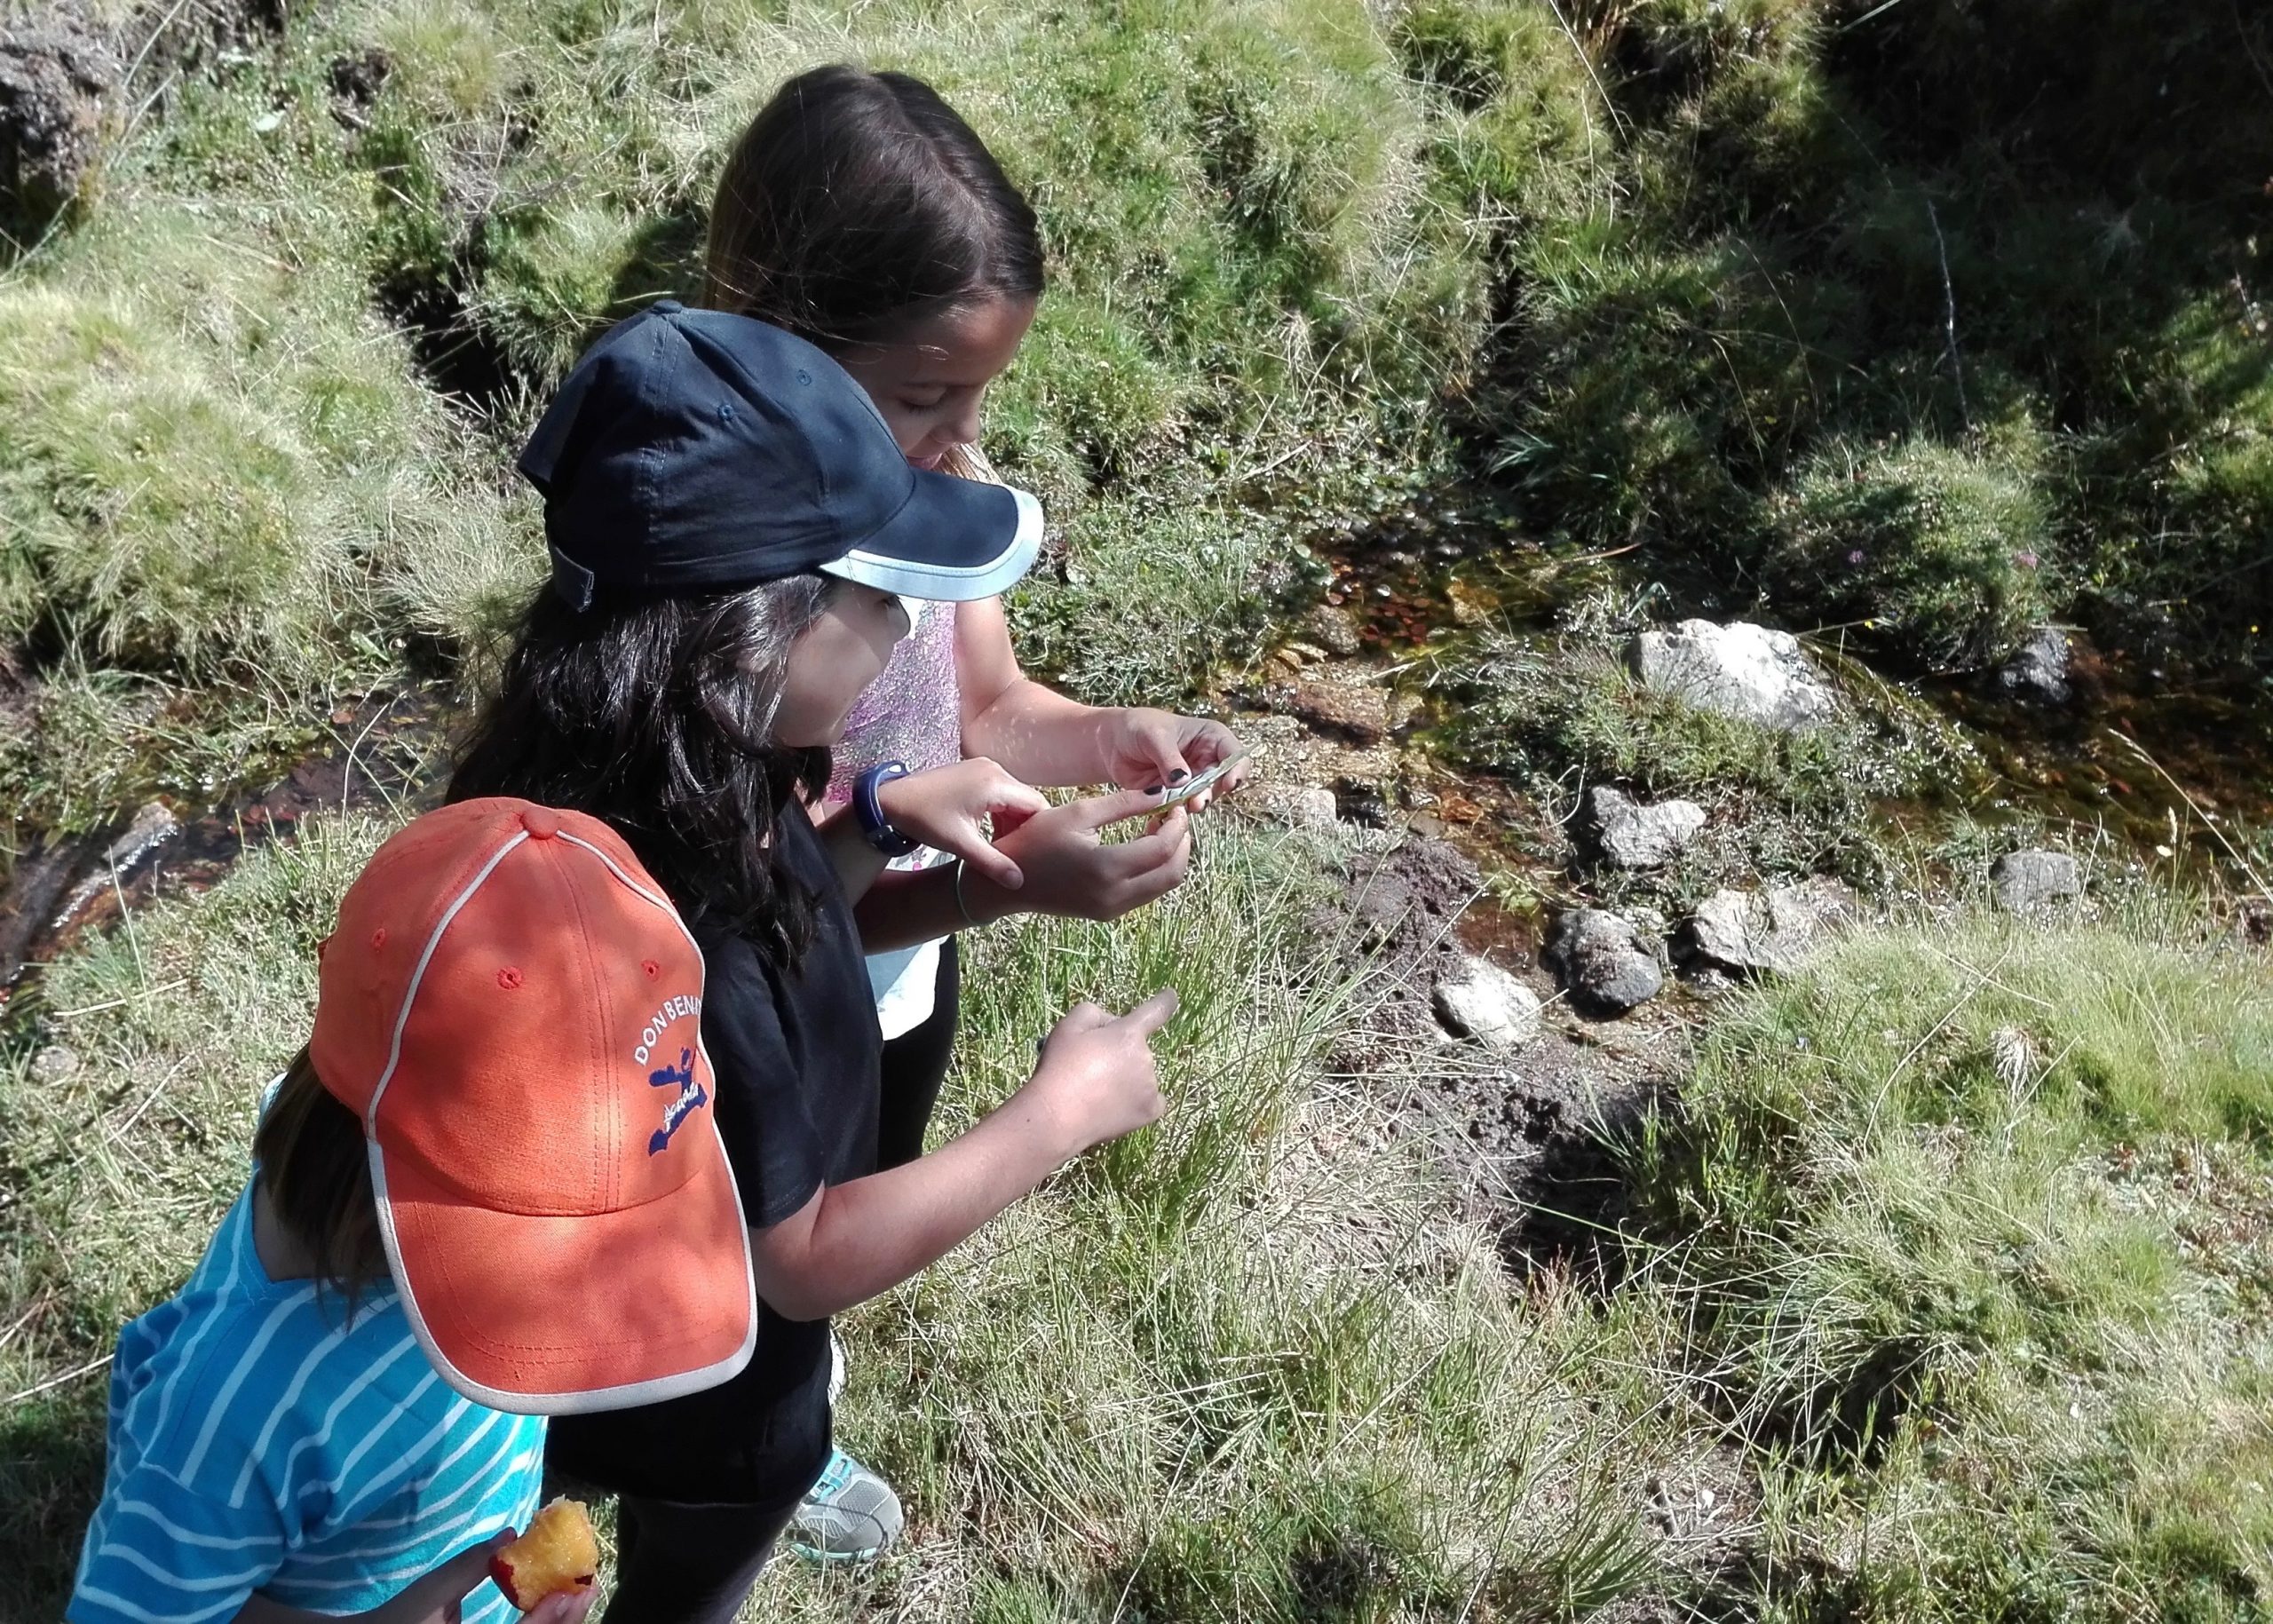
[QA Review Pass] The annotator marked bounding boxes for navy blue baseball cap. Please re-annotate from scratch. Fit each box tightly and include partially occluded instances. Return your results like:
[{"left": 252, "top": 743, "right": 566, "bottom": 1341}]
[{"left": 519, "top": 302, "right": 1043, "bottom": 609}]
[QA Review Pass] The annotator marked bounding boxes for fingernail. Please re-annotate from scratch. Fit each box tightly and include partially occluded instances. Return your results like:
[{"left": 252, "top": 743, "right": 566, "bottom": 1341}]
[
  {"left": 1144, "top": 784, "right": 1164, "bottom": 796},
  {"left": 1168, "top": 769, "right": 1190, "bottom": 783}
]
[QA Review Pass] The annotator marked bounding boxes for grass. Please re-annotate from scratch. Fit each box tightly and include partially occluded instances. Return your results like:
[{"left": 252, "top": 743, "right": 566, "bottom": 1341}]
[
  {"left": 7, "top": 0, "right": 2269, "bottom": 847},
  {"left": 5, "top": 0, "right": 2273, "bottom": 1617},
  {"left": 1617, "top": 912, "right": 2273, "bottom": 1619},
  {"left": 0, "top": 812, "right": 1716, "bottom": 1620},
  {"left": 10, "top": 813, "right": 2269, "bottom": 1620}
]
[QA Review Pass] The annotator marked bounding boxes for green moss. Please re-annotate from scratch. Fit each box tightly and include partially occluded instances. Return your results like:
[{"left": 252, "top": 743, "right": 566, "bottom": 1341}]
[{"left": 1765, "top": 437, "right": 2054, "bottom": 668}]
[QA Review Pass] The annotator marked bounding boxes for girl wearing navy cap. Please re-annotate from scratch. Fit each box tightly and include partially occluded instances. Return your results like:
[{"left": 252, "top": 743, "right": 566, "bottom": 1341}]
[{"left": 451, "top": 305, "right": 1186, "bottom": 1623}]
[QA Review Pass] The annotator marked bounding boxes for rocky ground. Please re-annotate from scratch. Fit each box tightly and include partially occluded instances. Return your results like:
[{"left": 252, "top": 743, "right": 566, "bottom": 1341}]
[{"left": 1221, "top": 606, "right": 2110, "bottom": 1285}]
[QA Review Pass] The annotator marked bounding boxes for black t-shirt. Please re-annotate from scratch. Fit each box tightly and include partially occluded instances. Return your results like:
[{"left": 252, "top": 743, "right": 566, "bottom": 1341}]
[{"left": 546, "top": 805, "right": 883, "bottom": 1506}]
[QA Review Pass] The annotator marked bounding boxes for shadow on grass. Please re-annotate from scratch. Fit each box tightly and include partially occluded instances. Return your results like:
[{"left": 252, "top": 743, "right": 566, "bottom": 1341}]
[
  {"left": 0, "top": 1380, "right": 107, "bottom": 1617},
  {"left": 606, "top": 209, "right": 706, "bottom": 319}
]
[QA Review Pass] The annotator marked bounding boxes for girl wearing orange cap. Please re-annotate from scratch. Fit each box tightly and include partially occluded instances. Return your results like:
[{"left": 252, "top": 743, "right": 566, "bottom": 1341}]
[
  {"left": 451, "top": 302, "right": 1184, "bottom": 1622},
  {"left": 67, "top": 796, "right": 777, "bottom": 1624}
]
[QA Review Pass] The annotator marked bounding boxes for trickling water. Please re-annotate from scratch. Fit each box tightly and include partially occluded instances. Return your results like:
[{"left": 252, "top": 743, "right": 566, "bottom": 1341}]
[{"left": 1309, "top": 487, "right": 2273, "bottom": 885}]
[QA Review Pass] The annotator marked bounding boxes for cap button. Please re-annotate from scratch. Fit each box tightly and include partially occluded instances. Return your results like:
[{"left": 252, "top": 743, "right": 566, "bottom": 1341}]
[
  {"left": 652, "top": 298, "right": 684, "bottom": 316},
  {"left": 519, "top": 806, "right": 562, "bottom": 839}
]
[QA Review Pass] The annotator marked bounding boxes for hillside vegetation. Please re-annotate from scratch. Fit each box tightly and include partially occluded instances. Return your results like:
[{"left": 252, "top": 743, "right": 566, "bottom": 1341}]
[
  {"left": 3, "top": 1, "right": 2271, "bottom": 1620},
  {"left": 4, "top": 0, "right": 2269, "bottom": 837}
]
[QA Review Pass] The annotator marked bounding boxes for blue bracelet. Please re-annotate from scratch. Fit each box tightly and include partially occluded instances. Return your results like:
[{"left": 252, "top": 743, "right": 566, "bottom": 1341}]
[{"left": 853, "top": 761, "right": 919, "bottom": 857}]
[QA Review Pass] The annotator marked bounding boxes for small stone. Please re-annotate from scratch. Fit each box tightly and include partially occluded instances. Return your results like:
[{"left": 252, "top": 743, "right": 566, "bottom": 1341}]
[
  {"left": 1247, "top": 782, "right": 1339, "bottom": 832},
  {"left": 1586, "top": 786, "right": 1707, "bottom": 870},
  {"left": 1683, "top": 880, "right": 1854, "bottom": 976},
  {"left": 1431, "top": 955, "right": 1542, "bottom": 1051},
  {"left": 1696, "top": 1486, "right": 1717, "bottom": 1511},
  {"left": 1992, "top": 849, "right": 2082, "bottom": 914},
  {"left": 1631, "top": 619, "right": 1838, "bottom": 731},
  {"left": 30, "top": 1043, "right": 80, "bottom": 1083},
  {"left": 105, "top": 801, "right": 178, "bottom": 870},
  {"left": 1302, "top": 603, "right": 1364, "bottom": 657},
  {"left": 1543, "top": 908, "right": 1664, "bottom": 1016},
  {"left": 1996, "top": 628, "right": 2072, "bottom": 706}
]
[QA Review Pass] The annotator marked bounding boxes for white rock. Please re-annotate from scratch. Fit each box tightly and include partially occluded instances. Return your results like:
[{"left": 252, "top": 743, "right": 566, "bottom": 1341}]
[
  {"left": 1588, "top": 786, "right": 1707, "bottom": 869},
  {"left": 1544, "top": 907, "right": 1665, "bottom": 1015},
  {"left": 1684, "top": 880, "right": 1854, "bottom": 975},
  {"left": 1431, "top": 955, "right": 1542, "bottom": 1050},
  {"left": 1992, "top": 849, "right": 2081, "bottom": 914},
  {"left": 31, "top": 1045, "right": 81, "bottom": 1084},
  {"left": 1247, "top": 782, "right": 1340, "bottom": 832},
  {"left": 1632, "top": 619, "right": 1838, "bottom": 731}
]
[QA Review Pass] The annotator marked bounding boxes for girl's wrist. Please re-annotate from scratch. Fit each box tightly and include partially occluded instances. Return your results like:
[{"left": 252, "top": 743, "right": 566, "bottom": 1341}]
[{"left": 955, "top": 862, "right": 1018, "bottom": 928}]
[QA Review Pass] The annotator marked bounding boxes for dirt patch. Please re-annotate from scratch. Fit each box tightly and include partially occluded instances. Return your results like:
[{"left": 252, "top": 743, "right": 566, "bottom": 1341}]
[{"left": 1311, "top": 831, "right": 1684, "bottom": 1279}]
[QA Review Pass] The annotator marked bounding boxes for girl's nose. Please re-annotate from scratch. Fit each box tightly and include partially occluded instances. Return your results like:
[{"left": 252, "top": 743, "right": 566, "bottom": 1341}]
[{"left": 946, "top": 397, "right": 985, "bottom": 451}]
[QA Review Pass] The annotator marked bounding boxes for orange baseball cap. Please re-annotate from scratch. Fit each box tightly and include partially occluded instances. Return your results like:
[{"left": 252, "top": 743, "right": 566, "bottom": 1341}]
[{"left": 310, "top": 797, "right": 756, "bottom": 1414}]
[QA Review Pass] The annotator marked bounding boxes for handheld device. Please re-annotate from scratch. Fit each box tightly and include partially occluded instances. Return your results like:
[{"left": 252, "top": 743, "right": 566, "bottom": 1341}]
[
  {"left": 1155, "top": 747, "right": 1249, "bottom": 809},
  {"left": 1097, "top": 748, "right": 1251, "bottom": 827}
]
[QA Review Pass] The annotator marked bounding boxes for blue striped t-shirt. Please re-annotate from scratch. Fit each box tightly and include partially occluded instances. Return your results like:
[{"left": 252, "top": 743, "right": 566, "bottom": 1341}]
[{"left": 69, "top": 1184, "right": 545, "bottom": 1624}]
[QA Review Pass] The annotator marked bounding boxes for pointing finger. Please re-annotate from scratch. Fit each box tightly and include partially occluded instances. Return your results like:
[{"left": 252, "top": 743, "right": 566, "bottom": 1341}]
[{"left": 1120, "top": 986, "right": 1181, "bottom": 1036}]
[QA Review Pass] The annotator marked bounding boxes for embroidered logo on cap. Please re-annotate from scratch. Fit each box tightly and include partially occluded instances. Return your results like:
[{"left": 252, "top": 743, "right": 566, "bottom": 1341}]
[{"left": 647, "top": 1047, "right": 709, "bottom": 1155}]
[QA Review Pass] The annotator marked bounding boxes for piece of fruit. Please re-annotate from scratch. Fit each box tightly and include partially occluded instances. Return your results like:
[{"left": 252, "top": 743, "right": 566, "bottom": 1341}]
[{"left": 490, "top": 1497, "right": 599, "bottom": 1611}]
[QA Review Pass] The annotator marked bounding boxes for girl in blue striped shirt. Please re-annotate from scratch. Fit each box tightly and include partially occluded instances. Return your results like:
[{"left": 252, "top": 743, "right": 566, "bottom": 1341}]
[{"left": 68, "top": 798, "right": 766, "bottom": 1623}]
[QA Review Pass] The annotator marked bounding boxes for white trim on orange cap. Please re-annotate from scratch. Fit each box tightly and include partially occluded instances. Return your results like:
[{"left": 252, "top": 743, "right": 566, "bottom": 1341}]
[
  {"left": 362, "top": 828, "right": 530, "bottom": 1132},
  {"left": 365, "top": 820, "right": 758, "bottom": 1416}
]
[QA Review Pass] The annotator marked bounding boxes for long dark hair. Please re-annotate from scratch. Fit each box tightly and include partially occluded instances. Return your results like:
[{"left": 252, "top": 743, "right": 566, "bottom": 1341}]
[
  {"left": 703, "top": 65, "right": 1046, "bottom": 351},
  {"left": 449, "top": 576, "right": 835, "bottom": 960},
  {"left": 253, "top": 1048, "right": 386, "bottom": 1313}
]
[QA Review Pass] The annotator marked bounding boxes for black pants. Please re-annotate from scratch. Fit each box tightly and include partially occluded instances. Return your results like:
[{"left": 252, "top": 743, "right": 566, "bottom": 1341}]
[
  {"left": 875, "top": 938, "right": 959, "bottom": 1170},
  {"left": 579, "top": 946, "right": 956, "bottom": 1620},
  {"left": 599, "top": 1490, "right": 804, "bottom": 1624}
]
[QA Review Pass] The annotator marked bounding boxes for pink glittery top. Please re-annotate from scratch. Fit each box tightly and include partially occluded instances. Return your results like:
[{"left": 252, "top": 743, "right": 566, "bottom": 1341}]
[
  {"left": 824, "top": 442, "right": 997, "bottom": 804},
  {"left": 826, "top": 596, "right": 962, "bottom": 796}
]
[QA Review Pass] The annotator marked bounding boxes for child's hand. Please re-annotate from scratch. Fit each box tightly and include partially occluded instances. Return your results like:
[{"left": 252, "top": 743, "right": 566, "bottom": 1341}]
[
  {"left": 1020, "top": 988, "right": 1179, "bottom": 1157},
  {"left": 1102, "top": 711, "right": 1247, "bottom": 811},
  {"left": 875, "top": 757, "right": 1048, "bottom": 890},
  {"left": 974, "top": 790, "right": 1192, "bottom": 922}
]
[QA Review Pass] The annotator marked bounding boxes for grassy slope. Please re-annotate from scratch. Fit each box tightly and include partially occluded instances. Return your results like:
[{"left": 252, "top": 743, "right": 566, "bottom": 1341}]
[
  {"left": 1, "top": 0, "right": 1494, "bottom": 852},
  {"left": 2, "top": 0, "right": 2270, "bottom": 1617},
  {"left": 8, "top": 812, "right": 2268, "bottom": 1620},
  {"left": 7, "top": 0, "right": 2269, "bottom": 848},
  {"left": 1625, "top": 913, "right": 2273, "bottom": 1620}
]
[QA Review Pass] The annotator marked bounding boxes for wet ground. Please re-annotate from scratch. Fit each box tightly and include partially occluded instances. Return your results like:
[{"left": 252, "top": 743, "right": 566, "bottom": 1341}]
[
  {"left": 0, "top": 693, "right": 449, "bottom": 1004},
  {"left": 1307, "top": 487, "right": 2273, "bottom": 875}
]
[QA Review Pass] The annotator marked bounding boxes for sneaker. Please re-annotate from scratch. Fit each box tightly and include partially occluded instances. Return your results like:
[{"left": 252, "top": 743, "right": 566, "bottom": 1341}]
[{"left": 788, "top": 1446, "right": 904, "bottom": 1563}]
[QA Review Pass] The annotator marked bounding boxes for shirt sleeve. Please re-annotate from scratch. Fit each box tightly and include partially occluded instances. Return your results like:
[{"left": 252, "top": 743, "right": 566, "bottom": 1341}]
[
  {"left": 701, "top": 933, "right": 828, "bottom": 1228},
  {"left": 69, "top": 1462, "right": 283, "bottom": 1624}
]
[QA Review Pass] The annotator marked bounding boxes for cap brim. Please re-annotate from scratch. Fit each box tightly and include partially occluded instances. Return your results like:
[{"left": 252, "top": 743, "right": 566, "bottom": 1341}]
[
  {"left": 372, "top": 1131, "right": 757, "bottom": 1416},
  {"left": 820, "top": 471, "right": 1042, "bottom": 602}
]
